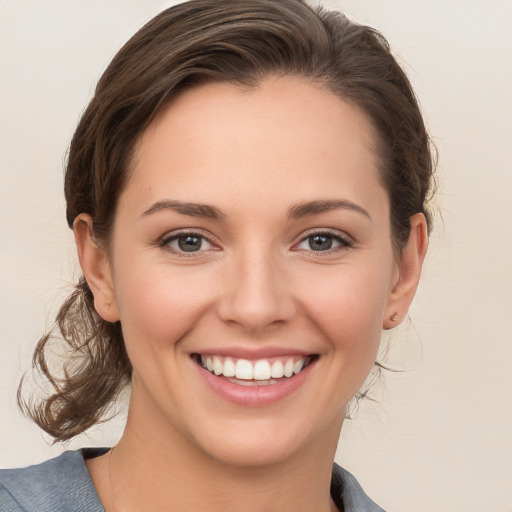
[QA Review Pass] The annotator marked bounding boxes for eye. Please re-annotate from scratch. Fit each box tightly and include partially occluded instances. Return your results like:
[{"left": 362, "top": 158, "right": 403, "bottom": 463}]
[
  {"left": 294, "top": 230, "right": 353, "bottom": 253},
  {"left": 161, "top": 231, "right": 216, "bottom": 254}
]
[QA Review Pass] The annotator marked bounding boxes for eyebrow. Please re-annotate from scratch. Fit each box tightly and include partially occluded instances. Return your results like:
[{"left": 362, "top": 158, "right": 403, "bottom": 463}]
[
  {"left": 288, "top": 199, "right": 371, "bottom": 220},
  {"left": 142, "top": 200, "right": 226, "bottom": 220},
  {"left": 142, "top": 198, "right": 370, "bottom": 221}
]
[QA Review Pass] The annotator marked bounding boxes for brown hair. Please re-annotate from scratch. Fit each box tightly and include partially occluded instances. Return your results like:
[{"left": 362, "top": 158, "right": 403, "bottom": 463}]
[{"left": 19, "top": 0, "right": 435, "bottom": 441}]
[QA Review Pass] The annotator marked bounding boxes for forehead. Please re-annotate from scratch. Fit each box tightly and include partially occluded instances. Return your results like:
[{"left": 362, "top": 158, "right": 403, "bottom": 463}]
[{"left": 123, "top": 76, "right": 387, "bottom": 219}]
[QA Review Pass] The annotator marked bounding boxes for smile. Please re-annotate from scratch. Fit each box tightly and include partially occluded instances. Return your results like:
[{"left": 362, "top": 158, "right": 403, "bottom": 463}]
[
  {"left": 191, "top": 350, "right": 318, "bottom": 406},
  {"left": 196, "top": 354, "right": 314, "bottom": 386}
]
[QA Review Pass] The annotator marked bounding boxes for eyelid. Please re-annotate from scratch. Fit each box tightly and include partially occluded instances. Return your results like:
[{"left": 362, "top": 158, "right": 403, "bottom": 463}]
[
  {"left": 159, "top": 228, "right": 220, "bottom": 255},
  {"left": 291, "top": 228, "right": 354, "bottom": 253},
  {"left": 157, "top": 227, "right": 353, "bottom": 256}
]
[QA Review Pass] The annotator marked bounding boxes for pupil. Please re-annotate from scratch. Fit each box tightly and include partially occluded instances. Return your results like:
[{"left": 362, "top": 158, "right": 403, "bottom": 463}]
[
  {"left": 178, "top": 235, "right": 202, "bottom": 252},
  {"left": 310, "top": 235, "right": 332, "bottom": 251}
]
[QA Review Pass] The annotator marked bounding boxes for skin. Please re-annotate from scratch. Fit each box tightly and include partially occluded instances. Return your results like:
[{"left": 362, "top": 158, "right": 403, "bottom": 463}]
[{"left": 76, "top": 76, "right": 427, "bottom": 512}]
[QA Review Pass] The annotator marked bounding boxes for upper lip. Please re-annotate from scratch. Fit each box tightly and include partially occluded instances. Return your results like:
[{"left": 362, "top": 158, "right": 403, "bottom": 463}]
[{"left": 190, "top": 346, "right": 315, "bottom": 360}]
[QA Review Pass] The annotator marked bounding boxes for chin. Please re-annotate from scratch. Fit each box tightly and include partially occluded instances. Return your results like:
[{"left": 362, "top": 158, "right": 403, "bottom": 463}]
[
  {"left": 186, "top": 411, "right": 341, "bottom": 469},
  {"left": 199, "top": 432, "right": 306, "bottom": 468}
]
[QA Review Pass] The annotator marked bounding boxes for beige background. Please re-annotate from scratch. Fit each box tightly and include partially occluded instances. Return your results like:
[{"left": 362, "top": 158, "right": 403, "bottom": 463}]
[{"left": 1, "top": 1, "right": 511, "bottom": 510}]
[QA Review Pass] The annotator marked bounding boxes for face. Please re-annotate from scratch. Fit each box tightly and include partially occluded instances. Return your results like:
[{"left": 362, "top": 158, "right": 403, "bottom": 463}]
[{"left": 99, "top": 77, "right": 404, "bottom": 466}]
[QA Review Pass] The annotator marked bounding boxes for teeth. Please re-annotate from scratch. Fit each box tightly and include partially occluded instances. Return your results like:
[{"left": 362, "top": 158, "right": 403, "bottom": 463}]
[
  {"left": 271, "top": 360, "right": 284, "bottom": 378},
  {"left": 283, "top": 359, "right": 294, "bottom": 378},
  {"left": 293, "top": 360, "right": 305, "bottom": 374},
  {"left": 223, "top": 357, "right": 235, "bottom": 377},
  {"left": 199, "top": 355, "right": 310, "bottom": 381},
  {"left": 213, "top": 356, "right": 223, "bottom": 376},
  {"left": 235, "top": 359, "right": 253, "bottom": 380},
  {"left": 227, "top": 378, "right": 280, "bottom": 386},
  {"left": 253, "top": 360, "right": 271, "bottom": 380}
]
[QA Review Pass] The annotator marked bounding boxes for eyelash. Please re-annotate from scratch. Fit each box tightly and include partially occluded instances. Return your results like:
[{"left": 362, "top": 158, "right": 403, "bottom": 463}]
[
  {"left": 293, "top": 229, "right": 354, "bottom": 255},
  {"left": 158, "top": 228, "right": 354, "bottom": 257},
  {"left": 159, "top": 230, "right": 218, "bottom": 256}
]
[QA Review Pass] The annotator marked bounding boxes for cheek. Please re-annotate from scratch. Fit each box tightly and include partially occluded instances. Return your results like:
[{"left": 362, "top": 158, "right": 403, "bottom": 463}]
[
  {"left": 113, "top": 263, "right": 218, "bottom": 350},
  {"left": 298, "top": 263, "right": 390, "bottom": 358}
]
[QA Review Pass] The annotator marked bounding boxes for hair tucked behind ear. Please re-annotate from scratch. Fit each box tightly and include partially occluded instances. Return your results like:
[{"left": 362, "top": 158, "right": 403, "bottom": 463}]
[
  {"left": 19, "top": 0, "right": 436, "bottom": 441},
  {"left": 18, "top": 278, "right": 131, "bottom": 442}
]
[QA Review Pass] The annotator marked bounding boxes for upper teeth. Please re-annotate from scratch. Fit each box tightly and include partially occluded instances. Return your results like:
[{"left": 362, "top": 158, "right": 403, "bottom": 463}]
[{"left": 200, "top": 355, "right": 309, "bottom": 380}]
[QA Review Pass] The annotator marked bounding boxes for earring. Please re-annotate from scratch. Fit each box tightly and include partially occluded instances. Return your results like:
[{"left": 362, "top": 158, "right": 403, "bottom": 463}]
[{"left": 390, "top": 312, "right": 399, "bottom": 322}]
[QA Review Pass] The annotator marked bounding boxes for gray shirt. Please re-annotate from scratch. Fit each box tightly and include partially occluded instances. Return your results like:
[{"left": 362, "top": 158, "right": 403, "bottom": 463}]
[{"left": 0, "top": 449, "right": 385, "bottom": 511}]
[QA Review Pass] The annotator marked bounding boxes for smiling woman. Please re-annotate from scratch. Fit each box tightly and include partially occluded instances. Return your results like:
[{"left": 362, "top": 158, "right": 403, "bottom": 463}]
[{"left": 0, "top": 1, "right": 434, "bottom": 511}]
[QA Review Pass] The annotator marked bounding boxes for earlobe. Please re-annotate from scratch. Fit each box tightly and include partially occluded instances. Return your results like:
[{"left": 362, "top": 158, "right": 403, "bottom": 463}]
[
  {"left": 383, "top": 213, "right": 428, "bottom": 330},
  {"left": 73, "top": 214, "right": 120, "bottom": 323}
]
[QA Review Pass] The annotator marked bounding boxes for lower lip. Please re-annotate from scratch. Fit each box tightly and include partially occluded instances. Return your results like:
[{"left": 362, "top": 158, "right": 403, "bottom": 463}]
[{"left": 194, "top": 359, "right": 315, "bottom": 407}]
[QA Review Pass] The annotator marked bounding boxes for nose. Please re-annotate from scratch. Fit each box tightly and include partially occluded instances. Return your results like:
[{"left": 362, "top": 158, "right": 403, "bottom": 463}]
[{"left": 216, "top": 246, "right": 296, "bottom": 333}]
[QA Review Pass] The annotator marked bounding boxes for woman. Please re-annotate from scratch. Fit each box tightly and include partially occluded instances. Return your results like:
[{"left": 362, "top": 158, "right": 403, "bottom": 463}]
[{"left": 0, "top": 0, "right": 434, "bottom": 510}]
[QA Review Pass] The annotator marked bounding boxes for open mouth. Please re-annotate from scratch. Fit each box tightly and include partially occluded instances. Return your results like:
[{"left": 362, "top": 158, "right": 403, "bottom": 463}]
[{"left": 191, "top": 354, "right": 317, "bottom": 387}]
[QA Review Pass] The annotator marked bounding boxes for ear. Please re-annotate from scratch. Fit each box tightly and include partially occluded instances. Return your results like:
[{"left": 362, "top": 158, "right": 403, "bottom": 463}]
[
  {"left": 73, "top": 214, "right": 120, "bottom": 323},
  {"left": 383, "top": 213, "right": 428, "bottom": 329}
]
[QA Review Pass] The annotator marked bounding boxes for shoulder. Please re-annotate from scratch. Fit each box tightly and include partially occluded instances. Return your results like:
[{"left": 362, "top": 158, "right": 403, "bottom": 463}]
[
  {"left": 0, "top": 450, "right": 105, "bottom": 512},
  {"left": 331, "top": 463, "right": 387, "bottom": 512}
]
